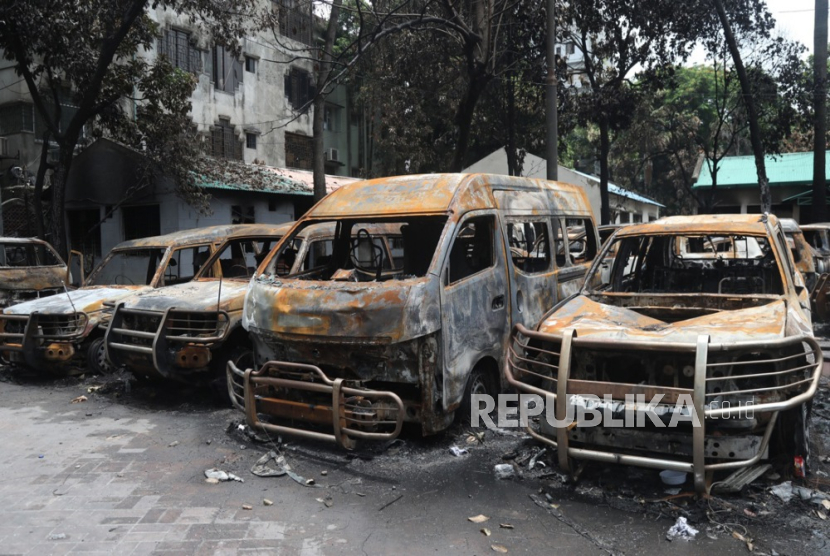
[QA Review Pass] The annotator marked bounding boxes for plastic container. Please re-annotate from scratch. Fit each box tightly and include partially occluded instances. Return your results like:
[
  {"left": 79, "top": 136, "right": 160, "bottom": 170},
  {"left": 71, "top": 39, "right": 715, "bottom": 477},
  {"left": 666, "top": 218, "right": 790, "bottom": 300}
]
[{"left": 659, "top": 469, "right": 687, "bottom": 485}]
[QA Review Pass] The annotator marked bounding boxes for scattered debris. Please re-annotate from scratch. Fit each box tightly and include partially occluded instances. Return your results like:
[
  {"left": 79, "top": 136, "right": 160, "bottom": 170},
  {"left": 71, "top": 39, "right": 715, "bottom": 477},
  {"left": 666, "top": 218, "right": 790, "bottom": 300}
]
[
  {"left": 659, "top": 469, "right": 686, "bottom": 486},
  {"left": 47, "top": 533, "right": 67, "bottom": 541},
  {"left": 70, "top": 395, "right": 87, "bottom": 404},
  {"left": 204, "top": 469, "right": 244, "bottom": 483},
  {"left": 205, "top": 478, "right": 219, "bottom": 484},
  {"left": 468, "top": 514, "right": 490, "bottom": 523},
  {"left": 770, "top": 481, "right": 830, "bottom": 504},
  {"left": 321, "top": 470, "right": 328, "bottom": 476},
  {"left": 263, "top": 499, "right": 273, "bottom": 506},
  {"left": 732, "top": 530, "right": 754, "bottom": 551},
  {"left": 86, "top": 385, "right": 102, "bottom": 393},
  {"left": 528, "top": 449, "right": 547, "bottom": 470},
  {"left": 467, "top": 431, "right": 485, "bottom": 444},
  {"left": 168, "top": 441, "right": 179, "bottom": 447},
  {"left": 711, "top": 464, "right": 772, "bottom": 494},
  {"left": 491, "top": 544, "right": 508, "bottom": 553},
  {"left": 378, "top": 494, "right": 403, "bottom": 512},
  {"left": 481, "top": 527, "right": 491, "bottom": 536},
  {"left": 242, "top": 504, "right": 252, "bottom": 510},
  {"left": 449, "top": 445, "right": 469, "bottom": 457},
  {"left": 499, "top": 523, "right": 514, "bottom": 529},
  {"left": 250, "top": 450, "right": 322, "bottom": 487},
  {"left": 494, "top": 464, "right": 515, "bottom": 480},
  {"left": 666, "top": 516, "right": 698, "bottom": 541}
]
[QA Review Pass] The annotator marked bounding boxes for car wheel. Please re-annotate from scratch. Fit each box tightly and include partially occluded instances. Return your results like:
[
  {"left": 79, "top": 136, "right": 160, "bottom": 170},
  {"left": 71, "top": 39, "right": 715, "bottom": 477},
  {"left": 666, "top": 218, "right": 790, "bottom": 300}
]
[
  {"left": 87, "top": 337, "right": 113, "bottom": 375},
  {"left": 458, "top": 366, "right": 498, "bottom": 426}
]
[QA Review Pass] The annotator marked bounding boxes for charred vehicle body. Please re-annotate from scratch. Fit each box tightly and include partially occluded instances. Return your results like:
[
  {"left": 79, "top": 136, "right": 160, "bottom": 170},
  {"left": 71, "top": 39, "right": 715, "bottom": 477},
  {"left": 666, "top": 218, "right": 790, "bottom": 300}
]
[
  {"left": 0, "top": 225, "right": 249, "bottom": 374},
  {"left": 230, "top": 173, "right": 598, "bottom": 448},
  {"left": 104, "top": 223, "right": 294, "bottom": 382},
  {"left": 0, "top": 238, "right": 82, "bottom": 308},
  {"left": 505, "top": 214, "right": 822, "bottom": 493},
  {"left": 799, "top": 223, "right": 830, "bottom": 319}
]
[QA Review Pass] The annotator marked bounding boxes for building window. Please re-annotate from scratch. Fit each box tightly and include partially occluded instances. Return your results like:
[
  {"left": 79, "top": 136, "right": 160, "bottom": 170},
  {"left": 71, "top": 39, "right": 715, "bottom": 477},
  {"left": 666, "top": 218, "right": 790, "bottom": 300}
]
[
  {"left": 284, "top": 67, "right": 315, "bottom": 112},
  {"left": 211, "top": 118, "right": 242, "bottom": 160},
  {"left": 273, "top": 0, "right": 313, "bottom": 47},
  {"left": 285, "top": 132, "right": 313, "bottom": 170},
  {"left": 68, "top": 209, "right": 103, "bottom": 258},
  {"left": 158, "top": 29, "right": 201, "bottom": 73},
  {"left": 246, "top": 133, "right": 257, "bottom": 149},
  {"left": 0, "top": 103, "right": 35, "bottom": 134},
  {"left": 232, "top": 205, "right": 255, "bottom": 224},
  {"left": 566, "top": 42, "right": 575, "bottom": 55},
  {"left": 323, "top": 105, "right": 339, "bottom": 132},
  {"left": 32, "top": 89, "right": 84, "bottom": 140},
  {"left": 245, "top": 56, "right": 257, "bottom": 73},
  {"left": 213, "top": 45, "right": 242, "bottom": 93},
  {"left": 123, "top": 205, "right": 161, "bottom": 241}
]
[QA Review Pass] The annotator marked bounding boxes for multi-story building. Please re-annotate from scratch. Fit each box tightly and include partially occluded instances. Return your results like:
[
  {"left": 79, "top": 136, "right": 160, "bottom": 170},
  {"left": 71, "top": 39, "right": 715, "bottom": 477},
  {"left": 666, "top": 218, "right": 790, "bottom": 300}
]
[{"left": 0, "top": 1, "right": 363, "bottom": 255}]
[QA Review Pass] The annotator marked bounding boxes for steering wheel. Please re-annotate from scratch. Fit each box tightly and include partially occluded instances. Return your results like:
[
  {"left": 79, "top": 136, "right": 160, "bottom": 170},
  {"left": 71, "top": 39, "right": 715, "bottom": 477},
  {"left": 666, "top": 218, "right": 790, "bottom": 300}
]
[
  {"left": 115, "top": 274, "right": 135, "bottom": 285},
  {"left": 350, "top": 228, "right": 384, "bottom": 281}
]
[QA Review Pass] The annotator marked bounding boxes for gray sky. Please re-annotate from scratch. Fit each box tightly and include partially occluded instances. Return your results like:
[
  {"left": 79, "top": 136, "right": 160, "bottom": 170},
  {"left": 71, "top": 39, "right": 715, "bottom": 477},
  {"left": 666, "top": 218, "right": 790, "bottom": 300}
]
[{"left": 768, "top": 0, "right": 818, "bottom": 53}]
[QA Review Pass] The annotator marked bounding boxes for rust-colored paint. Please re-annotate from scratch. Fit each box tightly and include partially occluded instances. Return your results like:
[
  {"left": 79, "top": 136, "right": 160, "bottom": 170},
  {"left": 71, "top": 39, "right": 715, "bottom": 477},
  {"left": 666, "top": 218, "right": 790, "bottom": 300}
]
[{"left": 0, "top": 237, "right": 70, "bottom": 308}]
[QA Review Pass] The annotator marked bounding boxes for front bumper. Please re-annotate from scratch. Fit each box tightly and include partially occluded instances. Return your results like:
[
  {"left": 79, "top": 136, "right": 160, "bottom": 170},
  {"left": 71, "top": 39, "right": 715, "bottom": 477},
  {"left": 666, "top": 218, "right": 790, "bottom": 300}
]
[
  {"left": 106, "top": 304, "right": 230, "bottom": 380},
  {"left": 0, "top": 312, "right": 90, "bottom": 370},
  {"left": 227, "top": 360, "right": 405, "bottom": 449},
  {"left": 505, "top": 323, "right": 823, "bottom": 493}
]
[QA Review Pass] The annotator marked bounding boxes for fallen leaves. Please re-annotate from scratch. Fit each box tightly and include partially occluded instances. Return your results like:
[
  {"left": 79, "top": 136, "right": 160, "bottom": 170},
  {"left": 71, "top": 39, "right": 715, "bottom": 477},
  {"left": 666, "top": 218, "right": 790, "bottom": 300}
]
[
  {"left": 481, "top": 528, "right": 491, "bottom": 536},
  {"left": 468, "top": 514, "right": 489, "bottom": 523},
  {"left": 491, "top": 544, "right": 508, "bottom": 553},
  {"left": 71, "top": 395, "right": 87, "bottom": 404}
]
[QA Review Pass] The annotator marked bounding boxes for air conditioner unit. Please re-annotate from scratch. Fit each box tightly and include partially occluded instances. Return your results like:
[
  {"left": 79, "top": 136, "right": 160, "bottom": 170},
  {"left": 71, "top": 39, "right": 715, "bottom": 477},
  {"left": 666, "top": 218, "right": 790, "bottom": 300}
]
[
  {"left": 0, "top": 137, "right": 7, "bottom": 157},
  {"left": 325, "top": 147, "right": 340, "bottom": 163}
]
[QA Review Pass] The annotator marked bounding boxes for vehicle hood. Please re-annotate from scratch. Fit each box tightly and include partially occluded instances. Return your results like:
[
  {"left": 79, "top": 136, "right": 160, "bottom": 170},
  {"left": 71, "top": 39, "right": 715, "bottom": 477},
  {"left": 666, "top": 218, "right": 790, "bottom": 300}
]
[
  {"left": 116, "top": 280, "right": 249, "bottom": 313},
  {"left": 243, "top": 277, "right": 440, "bottom": 342},
  {"left": 538, "top": 295, "right": 789, "bottom": 344},
  {"left": 3, "top": 286, "right": 147, "bottom": 315},
  {"left": 0, "top": 266, "right": 66, "bottom": 291}
]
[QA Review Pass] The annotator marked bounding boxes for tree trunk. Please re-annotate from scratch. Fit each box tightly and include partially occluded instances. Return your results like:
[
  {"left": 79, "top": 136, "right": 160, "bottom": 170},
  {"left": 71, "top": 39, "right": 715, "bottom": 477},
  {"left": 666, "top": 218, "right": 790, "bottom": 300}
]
[
  {"left": 312, "top": 0, "right": 343, "bottom": 202},
  {"left": 48, "top": 149, "right": 73, "bottom": 259},
  {"left": 450, "top": 73, "right": 491, "bottom": 172},
  {"left": 599, "top": 116, "right": 611, "bottom": 225},
  {"left": 813, "top": 0, "right": 828, "bottom": 222},
  {"left": 712, "top": 0, "right": 771, "bottom": 213}
]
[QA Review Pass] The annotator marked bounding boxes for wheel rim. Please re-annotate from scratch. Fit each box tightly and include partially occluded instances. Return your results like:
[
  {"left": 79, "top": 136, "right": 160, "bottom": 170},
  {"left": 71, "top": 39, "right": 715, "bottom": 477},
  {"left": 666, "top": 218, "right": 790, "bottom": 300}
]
[
  {"left": 470, "top": 375, "right": 489, "bottom": 397},
  {"left": 95, "top": 340, "right": 111, "bottom": 374}
]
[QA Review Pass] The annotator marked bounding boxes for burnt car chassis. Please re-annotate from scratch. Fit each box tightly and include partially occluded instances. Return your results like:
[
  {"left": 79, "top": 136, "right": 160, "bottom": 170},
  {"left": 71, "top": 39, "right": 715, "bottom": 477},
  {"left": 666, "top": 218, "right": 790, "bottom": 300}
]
[{"left": 505, "top": 322, "right": 823, "bottom": 494}]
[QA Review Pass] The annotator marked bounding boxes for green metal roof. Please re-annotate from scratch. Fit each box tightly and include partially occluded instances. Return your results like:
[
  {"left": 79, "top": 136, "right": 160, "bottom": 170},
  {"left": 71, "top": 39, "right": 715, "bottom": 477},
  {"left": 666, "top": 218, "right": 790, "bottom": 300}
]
[{"left": 693, "top": 151, "right": 830, "bottom": 189}]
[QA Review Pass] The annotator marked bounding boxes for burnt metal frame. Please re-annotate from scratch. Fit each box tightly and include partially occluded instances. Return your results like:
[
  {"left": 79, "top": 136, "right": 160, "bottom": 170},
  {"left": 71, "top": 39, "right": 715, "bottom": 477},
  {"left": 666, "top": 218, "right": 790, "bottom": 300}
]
[
  {"left": 229, "top": 360, "right": 405, "bottom": 450},
  {"left": 106, "top": 304, "right": 230, "bottom": 378},
  {"left": 505, "top": 322, "right": 823, "bottom": 493},
  {"left": 0, "top": 311, "right": 90, "bottom": 368}
]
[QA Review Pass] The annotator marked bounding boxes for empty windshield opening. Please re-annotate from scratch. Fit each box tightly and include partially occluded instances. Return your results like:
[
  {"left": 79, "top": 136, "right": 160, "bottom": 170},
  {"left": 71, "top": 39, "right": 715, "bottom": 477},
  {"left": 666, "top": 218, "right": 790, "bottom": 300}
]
[
  {"left": 200, "top": 237, "right": 281, "bottom": 280},
  {"left": 87, "top": 248, "right": 166, "bottom": 286},
  {"left": 266, "top": 216, "right": 447, "bottom": 281},
  {"left": 589, "top": 234, "right": 783, "bottom": 296},
  {"left": 0, "top": 242, "right": 61, "bottom": 267}
]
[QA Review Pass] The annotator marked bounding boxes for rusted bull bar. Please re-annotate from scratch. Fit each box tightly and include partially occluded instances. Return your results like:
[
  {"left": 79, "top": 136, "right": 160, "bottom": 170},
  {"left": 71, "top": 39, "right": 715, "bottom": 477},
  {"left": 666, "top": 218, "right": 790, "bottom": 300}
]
[
  {"left": 505, "top": 323, "right": 823, "bottom": 493},
  {"left": 228, "top": 360, "right": 405, "bottom": 449}
]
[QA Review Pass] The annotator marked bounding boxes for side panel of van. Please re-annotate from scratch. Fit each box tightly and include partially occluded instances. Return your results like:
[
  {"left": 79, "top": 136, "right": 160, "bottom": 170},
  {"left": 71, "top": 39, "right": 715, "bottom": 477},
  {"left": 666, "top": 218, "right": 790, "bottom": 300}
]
[{"left": 439, "top": 210, "right": 508, "bottom": 409}]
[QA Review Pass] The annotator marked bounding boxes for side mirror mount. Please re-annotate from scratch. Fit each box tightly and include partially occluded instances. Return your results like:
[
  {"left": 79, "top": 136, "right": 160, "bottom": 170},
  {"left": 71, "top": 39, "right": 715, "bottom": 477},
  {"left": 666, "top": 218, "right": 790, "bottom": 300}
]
[{"left": 67, "top": 250, "right": 85, "bottom": 287}]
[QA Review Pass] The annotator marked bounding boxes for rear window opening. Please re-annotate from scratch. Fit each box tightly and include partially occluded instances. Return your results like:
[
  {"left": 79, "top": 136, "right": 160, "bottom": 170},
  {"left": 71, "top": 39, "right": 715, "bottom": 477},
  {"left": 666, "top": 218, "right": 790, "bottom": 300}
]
[
  {"left": 266, "top": 217, "right": 447, "bottom": 282},
  {"left": 87, "top": 248, "right": 166, "bottom": 286},
  {"left": 0, "top": 241, "right": 62, "bottom": 267}
]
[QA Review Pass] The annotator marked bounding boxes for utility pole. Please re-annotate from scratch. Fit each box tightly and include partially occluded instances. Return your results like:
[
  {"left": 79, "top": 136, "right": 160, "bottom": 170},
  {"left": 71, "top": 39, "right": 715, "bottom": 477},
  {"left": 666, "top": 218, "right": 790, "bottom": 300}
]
[
  {"left": 813, "top": 0, "right": 828, "bottom": 222},
  {"left": 546, "top": 0, "right": 558, "bottom": 181}
]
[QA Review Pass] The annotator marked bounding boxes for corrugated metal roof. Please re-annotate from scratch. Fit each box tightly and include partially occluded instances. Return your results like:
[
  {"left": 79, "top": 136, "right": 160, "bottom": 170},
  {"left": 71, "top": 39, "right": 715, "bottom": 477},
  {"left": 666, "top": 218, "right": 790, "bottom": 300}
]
[
  {"left": 569, "top": 169, "right": 665, "bottom": 207},
  {"left": 694, "top": 151, "right": 830, "bottom": 189}
]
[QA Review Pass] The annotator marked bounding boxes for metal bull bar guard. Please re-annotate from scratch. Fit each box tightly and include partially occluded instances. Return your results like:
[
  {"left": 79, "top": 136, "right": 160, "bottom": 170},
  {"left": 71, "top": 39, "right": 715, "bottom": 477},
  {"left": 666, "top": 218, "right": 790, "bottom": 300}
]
[
  {"left": 505, "top": 323, "right": 824, "bottom": 493},
  {"left": 228, "top": 359, "right": 405, "bottom": 449}
]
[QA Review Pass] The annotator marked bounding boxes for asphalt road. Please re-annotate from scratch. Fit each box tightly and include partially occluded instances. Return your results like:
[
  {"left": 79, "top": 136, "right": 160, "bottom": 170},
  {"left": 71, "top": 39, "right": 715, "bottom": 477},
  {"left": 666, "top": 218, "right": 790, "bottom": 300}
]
[{"left": 0, "top": 368, "right": 827, "bottom": 556}]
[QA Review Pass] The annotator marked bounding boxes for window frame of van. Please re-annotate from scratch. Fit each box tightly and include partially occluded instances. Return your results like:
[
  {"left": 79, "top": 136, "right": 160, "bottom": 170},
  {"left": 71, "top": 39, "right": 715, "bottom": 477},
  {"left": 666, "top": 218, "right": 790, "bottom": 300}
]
[
  {"left": 504, "top": 217, "right": 553, "bottom": 275},
  {"left": 444, "top": 213, "right": 497, "bottom": 287}
]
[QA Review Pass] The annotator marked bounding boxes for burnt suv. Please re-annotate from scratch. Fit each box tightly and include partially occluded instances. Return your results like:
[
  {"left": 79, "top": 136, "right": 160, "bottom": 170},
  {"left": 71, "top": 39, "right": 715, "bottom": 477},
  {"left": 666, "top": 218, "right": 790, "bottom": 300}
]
[{"left": 505, "top": 214, "right": 822, "bottom": 493}]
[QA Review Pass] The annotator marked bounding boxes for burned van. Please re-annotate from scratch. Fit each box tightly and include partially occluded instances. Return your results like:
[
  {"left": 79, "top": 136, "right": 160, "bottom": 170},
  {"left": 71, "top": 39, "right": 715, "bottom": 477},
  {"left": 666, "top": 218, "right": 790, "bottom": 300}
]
[
  {"left": 103, "top": 222, "right": 293, "bottom": 382},
  {"left": 230, "top": 173, "right": 598, "bottom": 448},
  {"left": 0, "top": 238, "right": 82, "bottom": 308},
  {"left": 0, "top": 225, "right": 259, "bottom": 375},
  {"left": 505, "top": 214, "right": 822, "bottom": 493}
]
